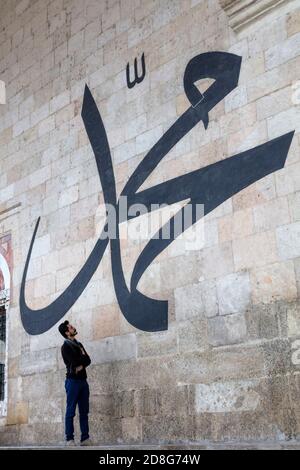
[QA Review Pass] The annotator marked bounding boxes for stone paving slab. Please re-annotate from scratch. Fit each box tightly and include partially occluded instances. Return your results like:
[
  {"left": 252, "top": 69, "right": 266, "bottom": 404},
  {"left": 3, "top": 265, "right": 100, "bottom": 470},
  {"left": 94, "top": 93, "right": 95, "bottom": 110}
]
[{"left": 0, "top": 441, "right": 299, "bottom": 450}]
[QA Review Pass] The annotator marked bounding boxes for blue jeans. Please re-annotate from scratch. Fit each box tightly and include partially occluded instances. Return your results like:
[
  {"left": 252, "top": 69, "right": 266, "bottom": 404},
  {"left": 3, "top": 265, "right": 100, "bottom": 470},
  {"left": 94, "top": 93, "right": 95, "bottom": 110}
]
[{"left": 65, "top": 378, "right": 90, "bottom": 442}]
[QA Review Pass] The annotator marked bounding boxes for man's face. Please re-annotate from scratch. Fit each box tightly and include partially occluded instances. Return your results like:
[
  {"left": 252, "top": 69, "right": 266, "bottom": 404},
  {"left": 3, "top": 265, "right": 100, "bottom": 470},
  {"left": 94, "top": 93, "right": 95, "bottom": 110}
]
[{"left": 66, "top": 323, "right": 77, "bottom": 338}]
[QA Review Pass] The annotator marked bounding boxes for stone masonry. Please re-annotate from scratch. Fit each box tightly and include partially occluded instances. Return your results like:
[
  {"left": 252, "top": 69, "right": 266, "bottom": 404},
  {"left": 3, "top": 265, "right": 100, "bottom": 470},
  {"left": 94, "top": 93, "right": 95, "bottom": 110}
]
[{"left": 0, "top": 0, "right": 300, "bottom": 446}]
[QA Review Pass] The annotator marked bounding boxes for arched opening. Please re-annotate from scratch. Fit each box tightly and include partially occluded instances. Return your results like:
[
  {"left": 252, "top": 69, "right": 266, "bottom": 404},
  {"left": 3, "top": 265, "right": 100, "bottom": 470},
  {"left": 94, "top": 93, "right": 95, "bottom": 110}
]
[{"left": 0, "top": 252, "right": 10, "bottom": 416}]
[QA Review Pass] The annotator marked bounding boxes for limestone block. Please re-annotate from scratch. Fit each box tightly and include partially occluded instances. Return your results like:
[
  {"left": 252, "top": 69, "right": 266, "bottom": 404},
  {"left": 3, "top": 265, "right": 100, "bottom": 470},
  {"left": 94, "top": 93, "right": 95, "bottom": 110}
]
[
  {"left": 262, "top": 338, "right": 292, "bottom": 376},
  {"left": 217, "top": 271, "right": 251, "bottom": 315},
  {"left": 7, "top": 377, "right": 22, "bottom": 404},
  {"left": 287, "top": 304, "right": 300, "bottom": 337},
  {"left": 142, "top": 414, "right": 194, "bottom": 443},
  {"left": 28, "top": 166, "right": 51, "bottom": 190},
  {"left": 247, "top": 63, "right": 290, "bottom": 103},
  {"left": 202, "top": 241, "right": 234, "bottom": 280},
  {"left": 174, "top": 282, "right": 204, "bottom": 321},
  {"left": 220, "top": 102, "right": 256, "bottom": 136},
  {"left": 287, "top": 7, "right": 300, "bottom": 36},
  {"left": 85, "top": 333, "right": 137, "bottom": 364},
  {"left": 31, "top": 234, "right": 51, "bottom": 259},
  {"left": 128, "top": 16, "right": 152, "bottom": 48},
  {"left": 102, "top": 3, "right": 120, "bottom": 31},
  {"left": 265, "top": 32, "right": 300, "bottom": 70},
  {"left": 249, "top": 18, "right": 288, "bottom": 58},
  {"left": 58, "top": 184, "right": 79, "bottom": 208},
  {"left": 50, "top": 90, "right": 70, "bottom": 114},
  {"left": 177, "top": 317, "right": 208, "bottom": 354},
  {"left": 275, "top": 162, "right": 300, "bottom": 197},
  {"left": 201, "top": 279, "right": 219, "bottom": 318},
  {"left": 207, "top": 313, "right": 247, "bottom": 346},
  {"left": 233, "top": 231, "right": 278, "bottom": 270},
  {"left": 13, "top": 115, "right": 31, "bottom": 137},
  {"left": 289, "top": 191, "right": 300, "bottom": 222},
  {"left": 113, "top": 390, "right": 135, "bottom": 418},
  {"left": 218, "top": 207, "right": 254, "bottom": 243},
  {"left": 253, "top": 197, "right": 290, "bottom": 231},
  {"left": 194, "top": 378, "right": 261, "bottom": 413},
  {"left": 113, "top": 139, "right": 135, "bottom": 164},
  {"left": 161, "top": 252, "right": 201, "bottom": 290},
  {"left": 238, "top": 53, "right": 265, "bottom": 84},
  {"left": 250, "top": 261, "right": 297, "bottom": 304},
  {"left": 89, "top": 394, "right": 114, "bottom": 416},
  {"left": 136, "top": 126, "right": 163, "bottom": 154},
  {"left": 267, "top": 106, "right": 300, "bottom": 139},
  {"left": 277, "top": 221, "right": 300, "bottom": 260},
  {"left": 227, "top": 121, "right": 268, "bottom": 155},
  {"left": 28, "top": 398, "right": 63, "bottom": 424},
  {"left": 19, "top": 348, "right": 57, "bottom": 376},
  {"left": 33, "top": 273, "right": 56, "bottom": 298},
  {"left": 7, "top": 401, "right": 28, "bottom": 425},
  {"left": 137, "top": 325, "right": 177, "bottom": 358},
  {"left": 135, "top": 388, "right": 158, "bottom": 417},
  {"left": 156, "top": 385, "right": 189, "bottom": 416},
  {"left": 256, "top": 86, "right": 292, "bottom": 121},
  {"left": 225, "top": 85, "right": 248, "bottom": 113},
  {"left": 295, "top": 257, "right": 300, "bottom": 295},
  {"left": 38, "top": 115, "right": 55, "bottom": 137},
  {"left": 92, "top": 303, "right": 121, "bottom": 340}
]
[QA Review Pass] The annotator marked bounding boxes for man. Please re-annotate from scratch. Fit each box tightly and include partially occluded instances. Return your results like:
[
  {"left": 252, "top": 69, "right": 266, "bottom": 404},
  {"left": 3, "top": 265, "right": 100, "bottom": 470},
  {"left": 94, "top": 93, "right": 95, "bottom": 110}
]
[{"left": 58, "top": 320, "right": 92, "bottom": 446}]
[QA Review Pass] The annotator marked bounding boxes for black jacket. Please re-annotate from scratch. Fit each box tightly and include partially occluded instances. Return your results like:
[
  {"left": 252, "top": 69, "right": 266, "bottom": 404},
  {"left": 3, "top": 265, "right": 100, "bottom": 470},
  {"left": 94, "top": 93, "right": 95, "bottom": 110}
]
[{"left": 61, "top": 338, "right": 91, "bottom": 380}]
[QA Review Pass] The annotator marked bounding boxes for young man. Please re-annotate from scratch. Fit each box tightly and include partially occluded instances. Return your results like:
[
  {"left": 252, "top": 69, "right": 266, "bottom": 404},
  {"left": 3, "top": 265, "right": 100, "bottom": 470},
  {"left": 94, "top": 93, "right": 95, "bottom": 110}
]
[{"left": 58, "top": 320, "right": 93, "bottom": 446}]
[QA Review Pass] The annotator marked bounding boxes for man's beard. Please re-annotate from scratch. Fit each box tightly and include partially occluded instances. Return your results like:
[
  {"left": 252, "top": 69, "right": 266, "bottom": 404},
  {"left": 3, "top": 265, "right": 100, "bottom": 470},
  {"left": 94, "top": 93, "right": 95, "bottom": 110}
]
[{"left": 71, "top": 329, "right": 77, "bottom": 337}]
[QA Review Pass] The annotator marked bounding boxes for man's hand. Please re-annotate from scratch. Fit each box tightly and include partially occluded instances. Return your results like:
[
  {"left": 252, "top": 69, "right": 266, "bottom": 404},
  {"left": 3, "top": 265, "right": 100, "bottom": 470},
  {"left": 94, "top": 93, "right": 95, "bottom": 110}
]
[
  {"left": 75, "top": 365, "right": 84, "bottom": 373},
  {"left": 80, "top": 347, "right": 86, "bottom": 355}
]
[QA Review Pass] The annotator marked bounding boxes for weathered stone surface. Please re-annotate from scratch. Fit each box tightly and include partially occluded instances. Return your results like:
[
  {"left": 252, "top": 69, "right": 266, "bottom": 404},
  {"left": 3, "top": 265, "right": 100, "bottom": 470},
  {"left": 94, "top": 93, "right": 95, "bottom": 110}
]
[
  {"left": 250, "top": 261, "right": 297, "bottom": 304},
  {"left": 193, "top": 379, "right": 261, "bottom": 413},
  {"left": 287, "top": 304, "right": 300, "bottom": 337},
  {"left": 157, "top": 385, "right": 190, "bottom": 417},
  {"left": 121, "top": 417, "right": 142, "bottom": 444},
  {"left": 92, "top": 304, "right": 121, "bottom": 340},
  {"left": 1, "top": 0, "right": 300, "bottom": 448},
  {"left": 174, "top": 345, "right": 265, "bottom": 384},
  {"left": 142, "top": 415, "right": 194, "bottom": 444},
  {"left": 113, "top": 390, "right": 135, "bottom": 419},
  {"left": 174, "top": 283, "right": 204, "bottom": 321},
  {"left": 177, "top": 317, "right": 209, "bottom": 354},
  {"left": 137, "top": 326, "right": 177, "bottom": 358},
  {"left": 135, "top": 388, "right": 158, "bottom": 417},
  {"left": 19, "top": 348, "right": 58, "bottom": 376},
  {"left": 233, "top": 231, "right": 278, "bottom": 271},
  {"left": 28, "top": 399, "right": 63, "bottom": 424},
  {"left": 85, "top": 334, "right": 137, "bottom": 364},
  {"left": 212, "top": 411, "right": 279, "bottom": 442},
  {"left": 217, "top": 271, "right": 251, "bottom": 315},
  {"left": 7, "top": 402, "right": 28, "bottom": 426},
  {"left": 262, "top": 339, "right": 293, "bottom": 377},
  {"left": 245, "top": 302, "right": 282, "bottom": 340},
  {"left": 277, "top": 222, "right": 300, "bottom": 260},
  {"left": 207, "top": 313, "right": 247, "bottom": 346}
]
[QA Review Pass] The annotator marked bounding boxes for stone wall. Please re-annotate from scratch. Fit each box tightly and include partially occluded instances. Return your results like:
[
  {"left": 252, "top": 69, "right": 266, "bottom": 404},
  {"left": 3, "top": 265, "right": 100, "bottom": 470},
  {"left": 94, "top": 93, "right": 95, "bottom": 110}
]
[{"left": 0, "top": 0, "right": 300, "bottom": 445}]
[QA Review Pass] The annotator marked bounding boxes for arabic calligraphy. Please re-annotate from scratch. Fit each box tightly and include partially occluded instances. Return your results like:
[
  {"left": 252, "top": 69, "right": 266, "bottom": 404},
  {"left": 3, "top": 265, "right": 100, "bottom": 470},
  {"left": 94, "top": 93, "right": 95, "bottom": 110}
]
[
  {"left": 126, "top": 52, "right": 146, "bottom": 89},
  {"left": 19, "top": 51, "right": 294, "bottom": 335}
]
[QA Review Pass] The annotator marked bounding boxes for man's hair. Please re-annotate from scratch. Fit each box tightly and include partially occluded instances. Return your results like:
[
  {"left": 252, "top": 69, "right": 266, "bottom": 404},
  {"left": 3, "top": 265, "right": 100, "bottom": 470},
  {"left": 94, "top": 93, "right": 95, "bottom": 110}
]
[{"left": 58, "top": 320, "right": 69, "bottom": 338}]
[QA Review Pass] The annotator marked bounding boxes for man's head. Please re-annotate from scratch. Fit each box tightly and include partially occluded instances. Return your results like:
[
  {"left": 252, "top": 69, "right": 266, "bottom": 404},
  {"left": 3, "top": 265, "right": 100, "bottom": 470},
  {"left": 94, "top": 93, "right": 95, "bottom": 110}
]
[{"left": 58, "top": 320, "right": 77, "bottom": 339}]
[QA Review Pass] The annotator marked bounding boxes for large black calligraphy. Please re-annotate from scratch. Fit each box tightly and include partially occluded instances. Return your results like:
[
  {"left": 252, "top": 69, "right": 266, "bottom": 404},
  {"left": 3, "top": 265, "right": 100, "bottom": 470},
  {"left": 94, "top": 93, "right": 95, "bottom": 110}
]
[{"left": 19, "top": 52, "right": 294, "bottom": 335}]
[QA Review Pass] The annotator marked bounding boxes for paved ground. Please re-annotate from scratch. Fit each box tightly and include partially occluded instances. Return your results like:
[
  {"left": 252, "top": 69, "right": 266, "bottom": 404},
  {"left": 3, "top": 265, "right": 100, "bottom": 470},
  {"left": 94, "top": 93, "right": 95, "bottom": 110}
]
[{"left": 0, "top": 440, "right": 299, "bottom": 450}]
